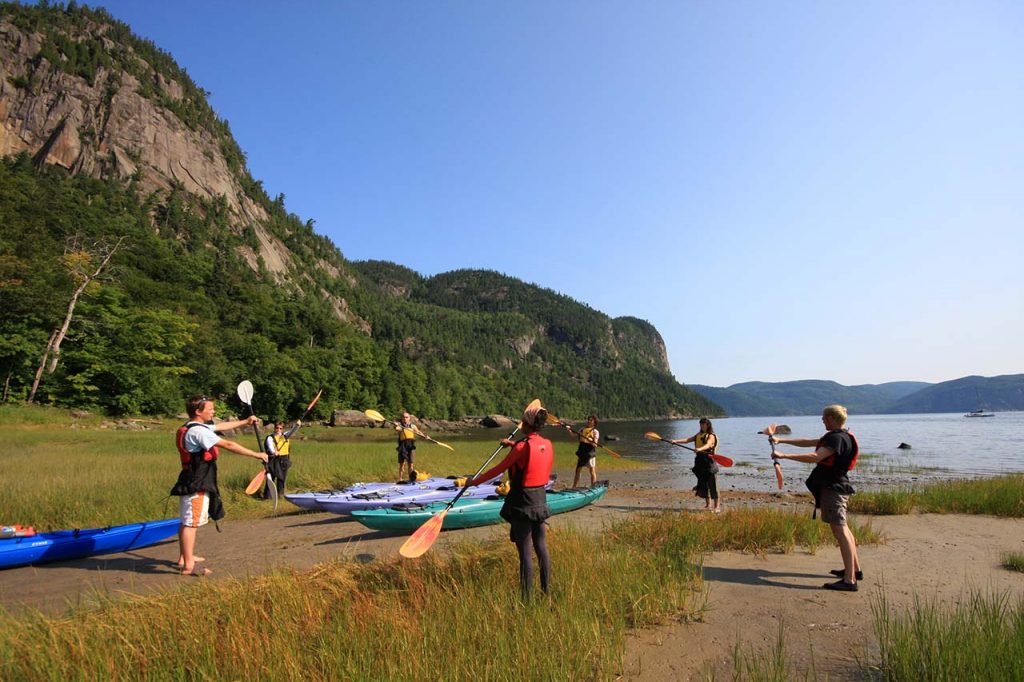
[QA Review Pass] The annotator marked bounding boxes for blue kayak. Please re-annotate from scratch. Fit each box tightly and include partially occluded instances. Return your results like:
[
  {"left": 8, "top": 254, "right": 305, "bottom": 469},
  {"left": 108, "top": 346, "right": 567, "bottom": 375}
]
[{"left": 0, "top": 518, "right": 180, "bottom": 570}]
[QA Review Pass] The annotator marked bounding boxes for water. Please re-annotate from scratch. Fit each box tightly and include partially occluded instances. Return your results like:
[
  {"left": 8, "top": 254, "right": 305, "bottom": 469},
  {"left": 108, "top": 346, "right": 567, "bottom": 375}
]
[{"left": 596, "top": 412, "right": 1024, "bottom": 492}]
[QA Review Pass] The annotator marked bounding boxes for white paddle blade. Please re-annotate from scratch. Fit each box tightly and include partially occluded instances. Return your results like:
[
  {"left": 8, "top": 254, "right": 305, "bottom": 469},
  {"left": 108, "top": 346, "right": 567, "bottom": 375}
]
[{"left": 237, "top": 380, "right": 254, "bottom": 405}]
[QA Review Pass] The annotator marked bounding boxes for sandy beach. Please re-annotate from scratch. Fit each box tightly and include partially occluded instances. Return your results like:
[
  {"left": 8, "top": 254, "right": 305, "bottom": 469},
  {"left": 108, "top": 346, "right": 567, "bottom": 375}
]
[{"left": 2, "top": 467, "right": 1021, "bottom": 680}]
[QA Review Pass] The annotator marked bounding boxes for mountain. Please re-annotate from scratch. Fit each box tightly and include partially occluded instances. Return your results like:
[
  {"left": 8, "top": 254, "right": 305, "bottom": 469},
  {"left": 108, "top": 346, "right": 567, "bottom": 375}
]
[
  {"left": 886, "top": 374, "right": 1024, "bottom": 414},
  {"left": 691, "top": 376, "right": 1024, "bottom": 416},
  {"left": 0, "top": 2, "right": 719, "bottom": 420},
  {"left": 689, "top": 380, "right": 932, "bottom": 416}
]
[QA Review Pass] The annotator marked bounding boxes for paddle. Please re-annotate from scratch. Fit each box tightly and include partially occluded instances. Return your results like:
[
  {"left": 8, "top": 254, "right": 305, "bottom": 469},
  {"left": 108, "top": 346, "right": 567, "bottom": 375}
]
[
  {"left": 363, "top": 409, "right": 455, "bottom": 451},
  {"left": 237, "top": 380, "right": 278, "bottom": 510},
  {"left": 545, "top": 413, "right": 623, "bottom": 458},
  {"left": 763, "top": 424, "right": 784, "bottom": 490},
  {"left": 298, "top": 388, "right": 324, "bottom": 423},
  {"left": 642, "top": 431, "right": 734, "bottom": 467},
  {"left": 398, "top": 401, "right": 536, "bottom": 559}
]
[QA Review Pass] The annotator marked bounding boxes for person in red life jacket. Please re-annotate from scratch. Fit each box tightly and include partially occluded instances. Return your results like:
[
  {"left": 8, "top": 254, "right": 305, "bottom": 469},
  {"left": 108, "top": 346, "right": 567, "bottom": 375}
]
[
  {"left": 672, "top": 417, "right": 722, "bottom": 512},
  {"left": 172, "top": 394, "right": 268, "bottom": 577},
  {"left": 466, "top": 400, "right": 554, "bottom": 599},
  {"left": 262, "top": 419, "right": 301, "bottom": 499},
  {"left": 571, "top": 414, "right": 601, "bottom": 488},
  {"left": 769, "top": 404, "right": 862, "bottom": 592}
]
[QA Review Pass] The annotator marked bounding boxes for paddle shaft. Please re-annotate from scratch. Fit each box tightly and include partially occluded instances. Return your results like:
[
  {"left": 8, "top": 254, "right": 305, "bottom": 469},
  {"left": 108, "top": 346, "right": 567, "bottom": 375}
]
[
  {"left": 298, "top": 389, "right": 323, "bottom": 423},
  {"left": 560, "top": 422, "right": 621, "bottom": 458},
  {"left": 443, "top": 425, "right": 522, "bottom": 511}
]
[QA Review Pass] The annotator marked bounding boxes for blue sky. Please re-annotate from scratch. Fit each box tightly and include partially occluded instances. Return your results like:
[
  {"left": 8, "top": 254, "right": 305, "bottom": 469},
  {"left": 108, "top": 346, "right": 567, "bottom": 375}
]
[{"left": 82, "top": 1, "right": 1023, "bottom": 387}]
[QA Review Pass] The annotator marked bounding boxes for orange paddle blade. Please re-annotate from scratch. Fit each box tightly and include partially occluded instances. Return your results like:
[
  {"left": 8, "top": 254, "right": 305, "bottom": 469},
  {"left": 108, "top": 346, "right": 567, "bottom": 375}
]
[
  {"left": 643, "top": 431, "right": 663, "bottom": 441},
  {"left": 601, "top": 444, "right": 623, "bottom": 459},
  {"left": 711, "top": 453, "right": 734, "bottom": 467},
  {"left": 245, "top": 469, "right": 266, "bottom": 495},
  {"left": 400, "top": 509, "right": 449, "bottom": 558},
  {"left": 774, "top": 462, "right": 784, "bottom": 489}
]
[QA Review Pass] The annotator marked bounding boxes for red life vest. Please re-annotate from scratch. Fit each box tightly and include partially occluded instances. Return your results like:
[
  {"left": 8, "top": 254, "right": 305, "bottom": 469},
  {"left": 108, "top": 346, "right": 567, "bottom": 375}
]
[
  {"left": 176, "top": 422, "right": 219, "bottom": 468},
  {"left": 816, "top": 430, "right": 859, "bottom": 472}
]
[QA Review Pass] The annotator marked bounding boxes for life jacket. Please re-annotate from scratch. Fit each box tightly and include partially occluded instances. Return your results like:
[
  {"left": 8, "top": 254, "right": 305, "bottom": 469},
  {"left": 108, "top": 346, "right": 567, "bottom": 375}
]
[
  {"left": 176, "top": 422, "right": 219, "bottom": 467},
  {"left": 805, "top": 429, "right": 859, "bottom": 513},
  {"left": 398, "top": 423, "right": 416, "bottom": 441},
  {"left": 269, "top": 433, "right": 291, "bottom": 456},
  {"left": 576, "top": 425, "right": 598, "bottom": 456},
  {"left": 171, "top": 422, "right": 220, "bottom": 498},
  {"left": 695, "top": 432, "right": 717, "bottom": 454},
  {"left": 815, "top": 430, "right": 859, "bottom": 474}
]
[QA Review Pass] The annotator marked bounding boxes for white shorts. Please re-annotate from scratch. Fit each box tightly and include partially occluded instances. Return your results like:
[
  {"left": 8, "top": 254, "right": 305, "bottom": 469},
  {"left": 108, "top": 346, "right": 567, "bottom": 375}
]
[{"left": 180, "top": 492, "right": 210, "bottom": 528}]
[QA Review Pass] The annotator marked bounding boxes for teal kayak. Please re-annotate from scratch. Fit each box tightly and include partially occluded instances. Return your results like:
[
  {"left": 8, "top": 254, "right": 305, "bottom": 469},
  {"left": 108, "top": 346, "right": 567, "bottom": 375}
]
[{"left": 351, "top": 482, "right": 608, "bottom": 532}]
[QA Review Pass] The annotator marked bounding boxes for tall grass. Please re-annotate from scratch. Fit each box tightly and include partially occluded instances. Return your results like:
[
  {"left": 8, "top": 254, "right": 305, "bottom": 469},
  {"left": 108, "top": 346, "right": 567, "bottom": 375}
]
[
  {"left": 1003, "top": 552, "right": 1024, "bottom": 573},
  {"left": 0, "top": 415, "right": 644, "bottom": 529},
  {"left": 871, "top": 589, "right": 1024, "bottom": 681},
  {"left": 852, "top": 475, "right": 1024, "bottom": 517},
  {"left": 0, "top": 514, "right": 706, "bottom": 680}
]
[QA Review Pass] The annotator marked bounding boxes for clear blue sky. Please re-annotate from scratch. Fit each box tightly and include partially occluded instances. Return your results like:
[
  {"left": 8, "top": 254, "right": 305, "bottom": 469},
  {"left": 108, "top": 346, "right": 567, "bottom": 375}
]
[{"left": 83, "top": 1, "right": 1023, "bottom": 387}]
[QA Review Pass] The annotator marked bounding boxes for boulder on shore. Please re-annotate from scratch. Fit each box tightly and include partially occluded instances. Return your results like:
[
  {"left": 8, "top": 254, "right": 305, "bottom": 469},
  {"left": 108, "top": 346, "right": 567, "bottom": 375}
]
[
  {"left": 331, "top": 409, "right": 374, "bottom": 427},
  {"left": 480, "top": 414, "right": 516, "bottom": 429},
  {"left": 897, "top": 442, "right": 912, "bottom": 450}
]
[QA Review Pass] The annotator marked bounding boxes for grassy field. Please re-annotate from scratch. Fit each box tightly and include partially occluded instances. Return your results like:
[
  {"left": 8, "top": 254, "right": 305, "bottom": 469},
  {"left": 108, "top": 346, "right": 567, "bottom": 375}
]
[
  {"left": 851, "top": 475, "right": 1024, "bottom": 517},
  {"left": 0, "top": 404, "right": 646, "bottom": 530}
]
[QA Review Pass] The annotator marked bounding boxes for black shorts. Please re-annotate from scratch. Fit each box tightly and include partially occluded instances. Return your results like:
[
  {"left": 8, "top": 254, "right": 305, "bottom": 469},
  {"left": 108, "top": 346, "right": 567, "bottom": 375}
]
[{"left": 397, "top": 440, "right": 415, "bottom": 464}]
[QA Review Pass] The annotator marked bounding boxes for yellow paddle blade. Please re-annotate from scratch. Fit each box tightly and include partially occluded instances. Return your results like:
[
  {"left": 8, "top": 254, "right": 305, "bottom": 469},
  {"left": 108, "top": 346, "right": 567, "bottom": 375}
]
[
  {"left": 598, "top": 444, "right": 622, "bottom": 458},
  {"left": 643, "top": 431, "right": 663, "bottom": 441},
  {"left": 244, "top": 469, "right": 266, "bottom": 495},
  {"left": 435, "top": 441, "right": 455, "bottom": 452},
  {"left": 364, "top": 409, "right": 386, "bottom": 423},
  {"left": 400, "top": 509, "right": 448, "bottom": 559}
]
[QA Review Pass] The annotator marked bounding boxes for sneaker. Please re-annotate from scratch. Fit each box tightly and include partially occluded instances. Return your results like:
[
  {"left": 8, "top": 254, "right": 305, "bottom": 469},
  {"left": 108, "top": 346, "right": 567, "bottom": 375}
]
[
  {"left": 823, "top": 579, "right": 858, "bottom": 592},
  {"left": 830, "top": 568, "right": 864, "bottom": 580}
]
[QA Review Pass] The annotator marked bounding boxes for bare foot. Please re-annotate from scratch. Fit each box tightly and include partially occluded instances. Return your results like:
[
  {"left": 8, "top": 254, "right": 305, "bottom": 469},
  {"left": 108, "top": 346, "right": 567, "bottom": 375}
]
[
  {"left": 180, "top": 567, "right": 212, "bottom": 577},
  {"left": 176, "top": 556, "right": 206, "bottom": 567}
]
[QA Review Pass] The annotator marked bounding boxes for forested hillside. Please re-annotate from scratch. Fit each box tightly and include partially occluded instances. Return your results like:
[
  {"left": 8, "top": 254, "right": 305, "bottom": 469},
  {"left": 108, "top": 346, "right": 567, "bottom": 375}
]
[{"left": 0, "top": 2, "right": 719, "bottom": 420}]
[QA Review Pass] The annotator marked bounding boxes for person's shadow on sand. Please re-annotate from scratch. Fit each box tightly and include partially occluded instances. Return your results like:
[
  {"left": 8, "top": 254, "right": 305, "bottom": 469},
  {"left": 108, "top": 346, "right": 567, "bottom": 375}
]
[
  {"left": 27, "top": 541, "right": 179, "bottom": 575},
  {"left": 702, "top": 565, "right": 826, "bottom": 590}
]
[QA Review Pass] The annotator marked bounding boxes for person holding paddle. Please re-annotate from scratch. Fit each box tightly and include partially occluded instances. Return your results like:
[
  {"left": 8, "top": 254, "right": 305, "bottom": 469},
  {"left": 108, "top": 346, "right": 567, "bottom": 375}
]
[
  {"left": 395, "top": 411, "right": 429, "bottom": 481},
  {"left": 262, "top": 419, "right": 301, "bottom": 499},
  {"left": 768, "top": 404, "right": 862, "bottom": 592},
  {"left": 570, "top": 414, "right": 601, "bottom": 488},
  {"left": 172, "top": 395, "right": 268, "bottom": 577},
  {"left": 466, "top": 401, "right": 554, "bottom": 599},
  {"left": 672, "top": 417, "right": 722, "bottom": 512}
]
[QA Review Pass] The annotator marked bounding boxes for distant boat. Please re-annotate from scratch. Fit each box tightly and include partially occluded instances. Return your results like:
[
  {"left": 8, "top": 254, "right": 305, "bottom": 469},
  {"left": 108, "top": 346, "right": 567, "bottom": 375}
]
[{"left": 965, "top": 409, "right": 995, "bottom": 418}]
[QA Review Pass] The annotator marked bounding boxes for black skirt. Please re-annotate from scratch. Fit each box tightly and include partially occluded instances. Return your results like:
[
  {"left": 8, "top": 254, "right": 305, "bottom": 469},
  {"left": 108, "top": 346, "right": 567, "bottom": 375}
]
[{"left": 500, "top": 484, "right": 550, "bottom": 523}]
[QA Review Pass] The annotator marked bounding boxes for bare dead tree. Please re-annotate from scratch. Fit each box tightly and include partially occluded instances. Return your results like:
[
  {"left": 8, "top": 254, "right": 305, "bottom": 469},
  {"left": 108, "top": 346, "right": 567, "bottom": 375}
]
[{"left": 26, "top": 235, "right": 126, "bottom": 404}]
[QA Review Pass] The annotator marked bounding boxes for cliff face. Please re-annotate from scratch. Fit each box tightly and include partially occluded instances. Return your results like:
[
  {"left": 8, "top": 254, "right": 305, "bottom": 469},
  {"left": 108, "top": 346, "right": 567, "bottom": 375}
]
[
  {"left": 0, "top": 18, "right": 263, "bottom": 223},
  {"left": 0, "top": 11, "right": 370, "bottom": 326}
]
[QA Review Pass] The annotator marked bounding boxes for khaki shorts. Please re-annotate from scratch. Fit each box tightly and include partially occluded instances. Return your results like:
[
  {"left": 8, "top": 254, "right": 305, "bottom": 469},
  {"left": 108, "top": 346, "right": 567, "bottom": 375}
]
[
  {"left": 820, "top": 489, "right": 849, "bottom": 526},
  {"left": 180, "top": 492, "right": 210, "bottom": 528}
]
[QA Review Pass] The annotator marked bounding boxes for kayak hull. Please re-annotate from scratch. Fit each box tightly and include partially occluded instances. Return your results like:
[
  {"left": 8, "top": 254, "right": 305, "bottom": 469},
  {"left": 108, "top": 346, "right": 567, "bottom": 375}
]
[
  {"left": 351, "top": 482, "right": 607, "bottom": 531},
  {"left": 0, "top": 518, "right": 180, "bottom": 570},
  {"left": 285, "top": 475, "right": 493, "bottom": 511}
]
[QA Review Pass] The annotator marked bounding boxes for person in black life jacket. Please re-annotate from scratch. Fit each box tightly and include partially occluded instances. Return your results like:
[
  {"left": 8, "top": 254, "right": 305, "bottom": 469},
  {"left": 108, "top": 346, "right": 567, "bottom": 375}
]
[
  {"left": 570, "top": 415, "right": 601, "bottom": 488},
  {"left": 672, "top": 417, "right": 722, "bottom": 512},
  {"left": 466, "top": 400, "right": 554, "bottom": 599},
  {"left": 262, "top": 420, "right": 301, "bottom": 499},
  {"left": 395, "top": 411, "right": 422, "bottom": 482},
  {"left": 770, "top": 404, "right": 862, "bottom": 592},
  {"left": 173, "top": 395, "right": 268, "bottom": 577}
]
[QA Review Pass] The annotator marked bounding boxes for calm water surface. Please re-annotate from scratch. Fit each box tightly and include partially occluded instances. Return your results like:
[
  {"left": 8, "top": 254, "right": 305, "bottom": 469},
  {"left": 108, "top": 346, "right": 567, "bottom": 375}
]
[{"left": 598, "top": 412, "right": 1024, "bottom": 492}]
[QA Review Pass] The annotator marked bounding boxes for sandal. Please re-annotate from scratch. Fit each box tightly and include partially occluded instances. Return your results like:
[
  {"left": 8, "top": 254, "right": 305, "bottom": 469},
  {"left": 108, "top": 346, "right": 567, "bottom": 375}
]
[
  {"left": 823, "top": 579, "right": 857, "bottom": 592},
  {"left": 830, "top": 568, "right": 863, "bottom": 580}
]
